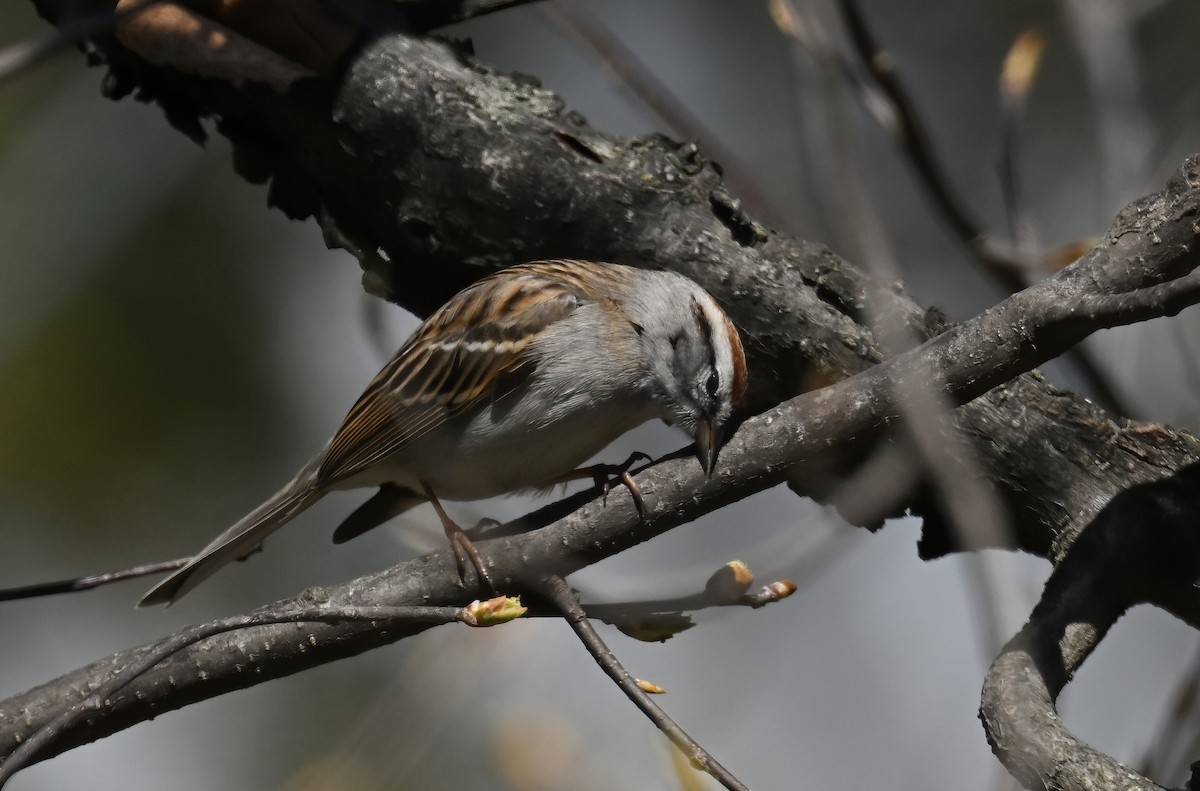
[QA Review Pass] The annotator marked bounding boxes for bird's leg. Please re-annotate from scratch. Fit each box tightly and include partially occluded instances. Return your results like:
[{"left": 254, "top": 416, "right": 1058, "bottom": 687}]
[
  {"left": 550, "top": 451, "right": 652, "bottom": 516},
  {"left": 421, "top": 483, "right": 495, "bottom": 593}
]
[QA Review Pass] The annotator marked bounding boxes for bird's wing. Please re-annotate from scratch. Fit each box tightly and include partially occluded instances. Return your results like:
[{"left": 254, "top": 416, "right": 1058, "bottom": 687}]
[
  {"left": 315, "top": 261, "right": 604, "bottom": 484},
  {"left": 139, "top": 261, "right": 613, "bottom": 606}
]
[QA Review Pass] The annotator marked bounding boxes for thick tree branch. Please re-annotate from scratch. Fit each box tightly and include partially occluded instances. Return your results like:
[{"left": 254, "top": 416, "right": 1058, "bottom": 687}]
[
  {"left": 980, "top": 463, "right": 1200, "bottom": 791},
  {"left": 0, "top": 603, "right": 478, "bottom": 785},
  {"left": 2, "top": 160, "right": 1199, "bottom": 768},
  {"left": 24, "top": 4, "right": 1195, "bottom": 566},
  {"left": 11, "top": 6, "right": 1200, "bottom": 785}
]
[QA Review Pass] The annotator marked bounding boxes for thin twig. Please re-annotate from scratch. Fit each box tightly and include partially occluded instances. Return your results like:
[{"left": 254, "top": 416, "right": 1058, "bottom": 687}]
[
  {"left": 582, "top": 560, "right": 795, "bottom": 621},
  {"left": 835, "top": 0, "right": 1018, "bottom": 283},
  {"left": 0, "top": 0, "right": 165, "bottom": 86},
  {"left": 539, "top": 3, "right": 791, "bottom": 231},
  {"left": 581, "top": 568, "right": 797, "bottom": 643},
  {"left": 791, "top": 2, "right": 1023, "bottom": 660},
  {"left": 833, "top": 0, "right": 1132, "bottom": 417},
  {"left": 0, "top": 602, "right": 473, "bottom": 786},
  {"left": 1066, "top": 269, "right": 1200, "bottom": 320},
  {"left": 537, "top": 574, "right": 750, "bottom": 791},
  {"left": 997, "top": 30, "right": 1045, "bottom": 256},
  {"left": 583, "top": 584, "right": 795, "bottom": 621},
  {"left": 0, "top": 558, "right": 187, "bottom": 602}
]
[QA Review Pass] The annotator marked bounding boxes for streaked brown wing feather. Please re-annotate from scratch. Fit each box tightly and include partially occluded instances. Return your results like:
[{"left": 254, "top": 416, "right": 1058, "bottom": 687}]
[{"left": 316, "top": 262, "right": 599, "bottom": 484}]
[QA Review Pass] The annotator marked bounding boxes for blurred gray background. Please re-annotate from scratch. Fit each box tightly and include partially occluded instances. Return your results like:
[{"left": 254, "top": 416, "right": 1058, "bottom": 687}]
[{"left": 2, "top": 0, "right": 1199, "bottom": 788}]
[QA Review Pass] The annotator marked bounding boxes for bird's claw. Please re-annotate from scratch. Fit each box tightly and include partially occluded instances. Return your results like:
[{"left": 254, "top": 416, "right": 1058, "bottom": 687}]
[{"left": 594, "top": 451, "right": 652, "bottom": 516}]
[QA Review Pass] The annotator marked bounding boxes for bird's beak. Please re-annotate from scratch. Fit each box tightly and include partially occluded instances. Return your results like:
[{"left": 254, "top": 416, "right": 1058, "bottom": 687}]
[{"left": 695, "top": 420, "right": 720, "bottom": 478}]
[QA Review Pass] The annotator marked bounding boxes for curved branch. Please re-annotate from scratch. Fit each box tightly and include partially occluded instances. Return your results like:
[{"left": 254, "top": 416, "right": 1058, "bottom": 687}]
[{"left": 980, "top": 463, "right": 1200, "bottom": 790}]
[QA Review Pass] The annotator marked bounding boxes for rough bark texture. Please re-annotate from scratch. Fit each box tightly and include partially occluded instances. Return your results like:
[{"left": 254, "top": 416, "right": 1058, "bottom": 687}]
[
  {"left": 2, "top": 149, "right": 1199, "bottom": 768},
  {"left": 46, "top": 4, "right": 1195, "bottom": 564},
  {"left": 8, "top": 2, "right": 1200, "bottom": 788}
]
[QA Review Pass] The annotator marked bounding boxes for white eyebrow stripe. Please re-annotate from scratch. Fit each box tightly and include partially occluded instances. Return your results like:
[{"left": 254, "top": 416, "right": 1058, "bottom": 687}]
[{"left": 695, "top": 294, "right": 735, "bottom": 392}]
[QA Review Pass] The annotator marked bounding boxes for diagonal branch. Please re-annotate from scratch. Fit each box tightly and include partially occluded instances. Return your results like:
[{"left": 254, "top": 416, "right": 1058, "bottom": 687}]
[
  {"left": 22, "top": 4, "right": 1196, "bottom": 567},
  {"left": 12, "top": 6, "right": 1200, "bottom": 785},
  {"left": 2, "top": 158, "right": 1199, "bottom": 770},
  {"left": 537, "top": 575, "right": 750, "bottom": 791}
]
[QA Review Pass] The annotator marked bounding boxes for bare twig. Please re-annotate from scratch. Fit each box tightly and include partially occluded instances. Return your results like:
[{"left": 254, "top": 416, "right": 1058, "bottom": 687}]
[
  {"left": 832, "top": 0, "right": 1131, "bottom": 416},
  {"left": 586, "top": 579, "right": 798, "bottom": 622},
  {"left": 0, "top": 558, "right": 186, "bottom": 602},
  {"left": 540, "top": 3, "right": 790, "bottom": 231},
  {"left": 0, "top": 0, "right": 166, "bottom": 85},
  {"left": 997, "top": 29, "right": 1045, "bottom": 255},
  {"left": 835, "top": 0, "right": 1018, "bottom": 281},
  {"left": 574, "top": 561, "right": 796, "bottom": 641},
  {"left": 537, "top": 574, "right": 750, "bottom": 791}
]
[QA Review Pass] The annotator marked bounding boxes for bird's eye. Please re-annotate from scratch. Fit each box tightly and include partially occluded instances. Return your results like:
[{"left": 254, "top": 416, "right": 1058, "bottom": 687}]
[{"left": 705, "top": 370, "right": 720, "bottom": 397}]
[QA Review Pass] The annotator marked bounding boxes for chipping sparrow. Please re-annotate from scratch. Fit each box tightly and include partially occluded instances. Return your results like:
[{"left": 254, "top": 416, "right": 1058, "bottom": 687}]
[{"left": 140, "top": 260, "right": 747, "bottom": 606}]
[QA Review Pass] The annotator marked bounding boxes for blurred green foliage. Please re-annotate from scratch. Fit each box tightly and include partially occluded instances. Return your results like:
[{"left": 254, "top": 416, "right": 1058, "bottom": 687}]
[{"left": 0, "top": 189, "right": 285, "bottom": 540}]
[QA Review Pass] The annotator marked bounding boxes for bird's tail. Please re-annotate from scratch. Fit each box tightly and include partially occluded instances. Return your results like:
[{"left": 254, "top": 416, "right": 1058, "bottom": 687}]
[{"left": 139, "top": 469, "right": 324, "bottom": 607}]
